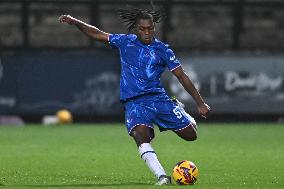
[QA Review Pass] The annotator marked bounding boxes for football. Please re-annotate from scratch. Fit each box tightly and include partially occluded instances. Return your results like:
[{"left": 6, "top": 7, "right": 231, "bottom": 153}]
[
  {"left": 56, "top": 109, "right": 73, "bottom": 124},
  {"left": 172, "top": 160, "right": 199, "bottom": 185}
]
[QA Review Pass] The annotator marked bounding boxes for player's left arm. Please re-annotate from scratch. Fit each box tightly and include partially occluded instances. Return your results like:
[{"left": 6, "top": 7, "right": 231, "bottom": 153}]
[{"left": 172, "top": 66, "right": 210, "bottom": 119}]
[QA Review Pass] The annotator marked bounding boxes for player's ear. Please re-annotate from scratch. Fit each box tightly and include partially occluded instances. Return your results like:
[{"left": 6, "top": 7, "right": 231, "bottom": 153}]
[{"left": 133, "top": 24, "right": 139, "bottom": 33}]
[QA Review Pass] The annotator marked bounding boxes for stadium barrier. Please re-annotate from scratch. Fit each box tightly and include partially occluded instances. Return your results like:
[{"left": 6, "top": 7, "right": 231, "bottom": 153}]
[{"left": 1, "top": 51, "right": 284, "bottom": 120}]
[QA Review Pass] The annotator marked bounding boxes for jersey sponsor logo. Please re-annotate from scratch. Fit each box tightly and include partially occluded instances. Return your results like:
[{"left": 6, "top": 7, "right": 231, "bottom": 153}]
[{"left": 170, "top": 56, "right": 176, "bottom": 61}]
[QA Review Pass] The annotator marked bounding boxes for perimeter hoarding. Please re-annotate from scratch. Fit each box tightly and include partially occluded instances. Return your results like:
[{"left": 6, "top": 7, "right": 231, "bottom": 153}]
[
  {"left": 165, "top": 53, "right": 284, "bottom": 115},
  {"left": 1, "top": 51, "right": 283, "bottom": 116}
]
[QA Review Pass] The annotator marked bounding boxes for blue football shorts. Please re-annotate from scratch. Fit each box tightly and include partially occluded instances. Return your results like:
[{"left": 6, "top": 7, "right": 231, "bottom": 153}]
[{"left": 123, "top": 93, "right": 196, "bottom": 135}]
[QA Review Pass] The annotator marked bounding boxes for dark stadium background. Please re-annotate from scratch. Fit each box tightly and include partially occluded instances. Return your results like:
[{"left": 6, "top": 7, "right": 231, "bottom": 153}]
[{"left": 0, "top": 0, "right": 284, "bottom": 124}]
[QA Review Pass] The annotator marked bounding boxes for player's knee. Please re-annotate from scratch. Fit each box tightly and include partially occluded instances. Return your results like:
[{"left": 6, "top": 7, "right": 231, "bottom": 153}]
[
  {"left": 131, "top": 126, "right": 153, "bottom": 146},
  {"left": 189, "top": 132, "right": 197, "bottom": 141},
  {"left": 175, "top": 124, "right": 197, "bottom": 141},
  {"left": 182, "top": 132, "right": 197, "bottom": 141},
  {"left": 185, "top": 124, "right": 198, "bottom": 141},
  {"left": 189, "top": 123, "right": 198, "bottom": 141},
  {"left": 149, "top": 130, "right": 155, "bottom": 140},
  {"left": 192, "top": 125, "right": 198, "bottom": 140}
]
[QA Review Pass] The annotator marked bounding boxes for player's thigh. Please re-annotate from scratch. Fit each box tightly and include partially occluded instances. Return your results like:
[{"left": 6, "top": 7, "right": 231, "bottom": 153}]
[
  {"left": 124, "top": 101, "right": 153, "bottom": 133},
  {"left": 124, "top": 101, "right": 155, "bottom": 146}
]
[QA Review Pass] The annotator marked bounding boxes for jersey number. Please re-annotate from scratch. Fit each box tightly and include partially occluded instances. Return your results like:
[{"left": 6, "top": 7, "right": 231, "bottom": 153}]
[{"left": 173, "top": 106, "right": 183, "bottom": 119}]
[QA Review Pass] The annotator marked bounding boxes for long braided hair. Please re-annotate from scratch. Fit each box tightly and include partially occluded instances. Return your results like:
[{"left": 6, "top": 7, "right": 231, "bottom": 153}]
[{"left": 117, "top": 7, "right": 165, "bottom": 33}]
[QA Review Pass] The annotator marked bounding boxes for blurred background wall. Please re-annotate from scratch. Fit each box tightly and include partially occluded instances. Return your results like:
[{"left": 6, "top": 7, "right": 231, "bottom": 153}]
[{"left": 0, "top": 0, "right": 283, "bottom": 123}]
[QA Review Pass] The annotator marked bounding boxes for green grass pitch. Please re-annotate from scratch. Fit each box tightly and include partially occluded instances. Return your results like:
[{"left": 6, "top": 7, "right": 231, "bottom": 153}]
[{"left": 0, "top": 123, "right": 283, "bottom": 189}]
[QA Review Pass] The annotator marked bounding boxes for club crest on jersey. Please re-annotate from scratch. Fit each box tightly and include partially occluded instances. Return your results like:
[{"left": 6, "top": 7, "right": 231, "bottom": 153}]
[{"left": 150, "top": 50, "right": 155, "bottom": 57}]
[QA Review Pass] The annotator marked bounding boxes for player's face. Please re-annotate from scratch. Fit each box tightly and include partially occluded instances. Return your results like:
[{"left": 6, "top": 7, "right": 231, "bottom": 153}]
[{"left": 136, "top": 19, "right": 155, "bottom": 44}]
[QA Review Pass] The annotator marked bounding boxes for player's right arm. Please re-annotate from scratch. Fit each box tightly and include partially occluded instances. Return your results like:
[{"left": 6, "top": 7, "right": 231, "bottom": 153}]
[{"left": 58, "top": 15, "right": 109, "bottom": 43}]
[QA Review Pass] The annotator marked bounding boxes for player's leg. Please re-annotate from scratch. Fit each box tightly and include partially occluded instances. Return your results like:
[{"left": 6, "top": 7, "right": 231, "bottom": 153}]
[
  {"left": 130, "top": 125, "right": 170, "bottom": 185},
  {"left": 124, "top": 98, "right": 171, "bottom": 185},
  {"left": 131, "top": 124, "right": 154, "bottom": 147},
  {"left": 174, "top": 123, "right": 197, "bottom": 141},
  {"left": 170, "top": 97, "right": 198, "bottom": 141}
]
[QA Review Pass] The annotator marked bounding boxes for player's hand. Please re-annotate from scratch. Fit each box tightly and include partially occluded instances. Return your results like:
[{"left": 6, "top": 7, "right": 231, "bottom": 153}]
[
  {"left": 58, "top": 15, "right": 78, "bottom": 25},
  {"left": 197, "top": 103, "right": 210, "bottom": 119}
]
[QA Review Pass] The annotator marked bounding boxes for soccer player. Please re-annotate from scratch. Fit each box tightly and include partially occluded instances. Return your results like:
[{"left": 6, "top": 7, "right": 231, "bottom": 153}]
[{"left": 59, "top": 8, "right": 210, "bottom": 185}]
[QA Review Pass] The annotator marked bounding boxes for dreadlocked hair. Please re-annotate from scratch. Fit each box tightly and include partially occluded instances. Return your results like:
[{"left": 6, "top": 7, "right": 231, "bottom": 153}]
[{"left": 117, "top": 7, "right": 165, "bottom": 33}]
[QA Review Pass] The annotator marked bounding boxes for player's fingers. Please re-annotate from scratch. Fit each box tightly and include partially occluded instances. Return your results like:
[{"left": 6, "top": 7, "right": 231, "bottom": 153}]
[
  {"left": 198, "top": 109, "right": 206, "bottom": 119},
  {"left": 59, "top": 16, "right": 66, "bottom": 23},
  {"left": 200, "top": 114, "right": 207, "bottom": 119},
  {"left": 59, "top": 15, "right": 70, "bottom": 23},
  {"left": 202, "top": 109, "right": 210, "bottom": 119}
]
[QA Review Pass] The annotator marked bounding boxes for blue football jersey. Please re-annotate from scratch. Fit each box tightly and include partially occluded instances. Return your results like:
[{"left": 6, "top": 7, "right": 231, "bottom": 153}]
[{"left": 109, "top": 34, "right": 181, "bottom": 101}]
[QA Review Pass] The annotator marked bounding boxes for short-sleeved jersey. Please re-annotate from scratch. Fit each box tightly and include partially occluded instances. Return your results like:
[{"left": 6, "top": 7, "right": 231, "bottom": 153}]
[{"left": 109, "top": 34, "right": 181, "bottom": 101}]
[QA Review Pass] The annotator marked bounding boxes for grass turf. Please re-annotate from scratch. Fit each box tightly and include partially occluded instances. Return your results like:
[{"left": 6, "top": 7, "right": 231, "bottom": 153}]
[{"left": 0, "top": 123, "right": 283, "bottom": 188}]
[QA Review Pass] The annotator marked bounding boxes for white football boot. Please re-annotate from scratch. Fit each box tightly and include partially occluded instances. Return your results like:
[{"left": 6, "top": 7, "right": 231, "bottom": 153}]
[{"left": 155, "top": 175, "right": 171, "bottom": 185}]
